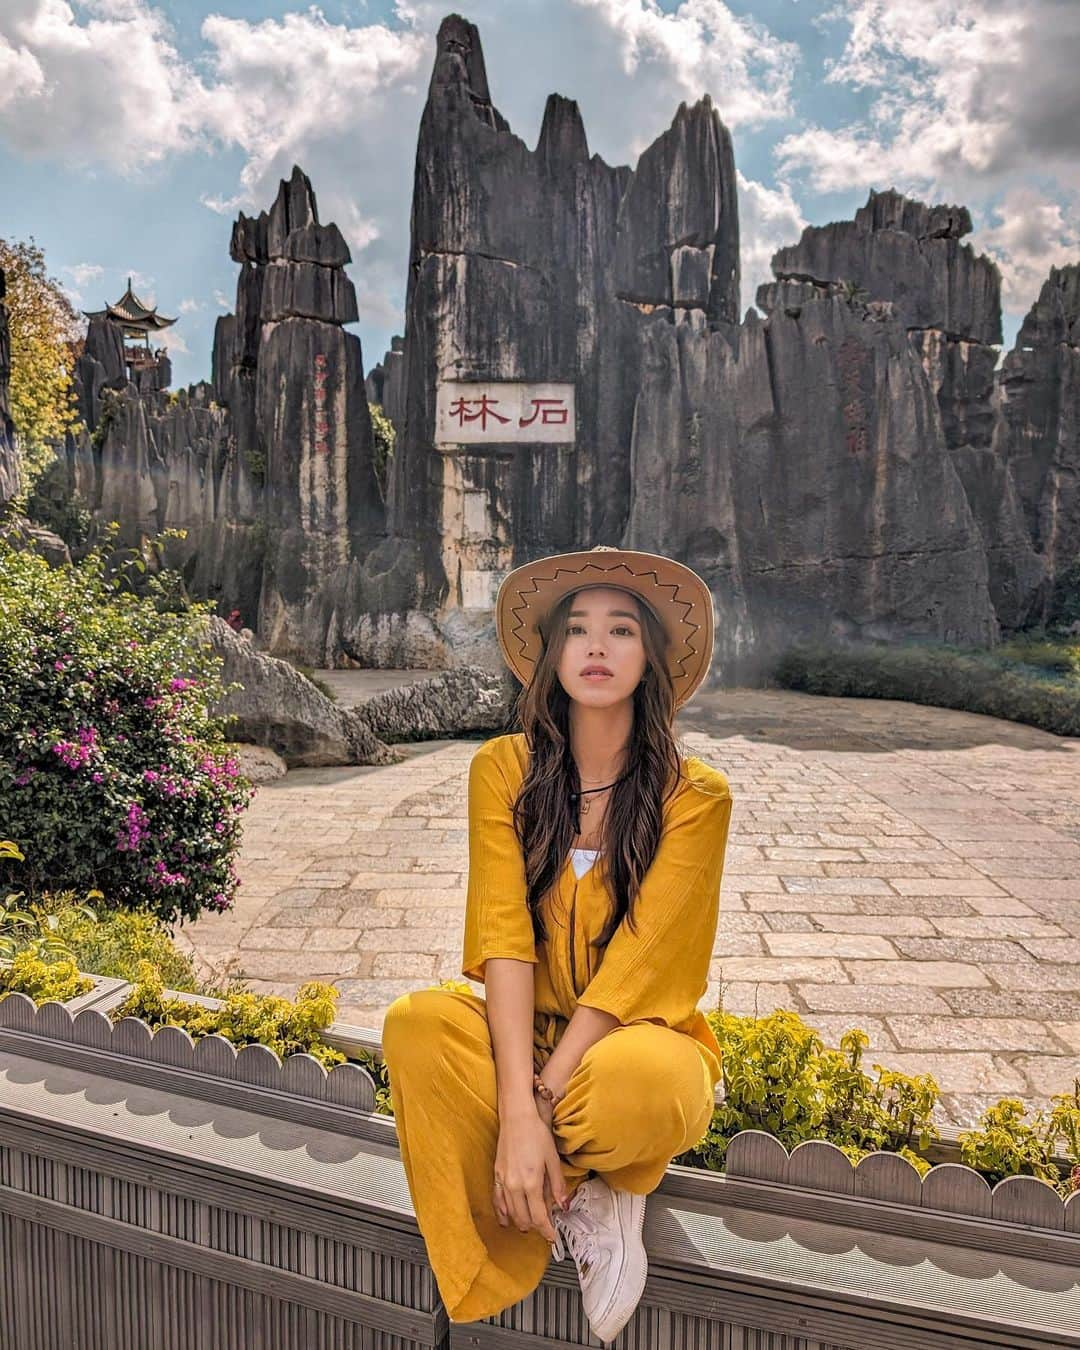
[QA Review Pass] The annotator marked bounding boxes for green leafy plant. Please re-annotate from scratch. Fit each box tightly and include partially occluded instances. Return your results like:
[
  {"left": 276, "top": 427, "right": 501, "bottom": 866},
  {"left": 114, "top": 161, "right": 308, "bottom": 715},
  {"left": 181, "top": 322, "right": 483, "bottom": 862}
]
[
  {"left": 1049, "top": 559, "right": 1080, "bottom": 633},
  {"left": 0, "top": 533, "right": 254, "bottom": 923},
  {"left": 113, "top": 959, "right": 347, "bottom": 1069},
  {"left": 959, "top": 1085, "right": 1080, "bottom": 1196},
  {"left": 1, "top": 839, "right": 100, "bottom": 960},
  {"left": 0, "top": 947, "right": 94, "bottom": 1004},
  {"left": 46, "top": 898, "right": 201, "bottom": 990},
  {"left": 0, "top": 236, "right": 82, "bottom": 499},
  {"left": 369, "top": 402, "right": 395, "bottom": 506},
  {"left": 675, "top": 1008, "right": 939, "bottom": 1175}
]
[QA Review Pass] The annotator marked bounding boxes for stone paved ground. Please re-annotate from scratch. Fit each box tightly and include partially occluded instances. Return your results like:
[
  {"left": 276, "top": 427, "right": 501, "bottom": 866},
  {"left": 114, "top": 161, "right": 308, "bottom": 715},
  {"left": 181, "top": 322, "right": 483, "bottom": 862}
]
[{"left": 176, "top": 686, "right": 1080, "bottom": 1126}]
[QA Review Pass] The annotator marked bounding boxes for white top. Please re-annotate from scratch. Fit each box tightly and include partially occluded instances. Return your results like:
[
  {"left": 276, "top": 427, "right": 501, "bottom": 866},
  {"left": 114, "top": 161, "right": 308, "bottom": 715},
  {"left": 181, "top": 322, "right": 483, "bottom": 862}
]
[{"left": 570, "top": 847, "right": 599, "bottom": 879}]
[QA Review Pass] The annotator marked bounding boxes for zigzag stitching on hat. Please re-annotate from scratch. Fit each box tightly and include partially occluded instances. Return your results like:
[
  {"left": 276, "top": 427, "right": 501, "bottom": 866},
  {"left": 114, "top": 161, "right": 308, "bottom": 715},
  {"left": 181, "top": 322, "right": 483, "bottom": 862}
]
[{"left": 505, "top": 562, "right": 704, "bottom": 681}]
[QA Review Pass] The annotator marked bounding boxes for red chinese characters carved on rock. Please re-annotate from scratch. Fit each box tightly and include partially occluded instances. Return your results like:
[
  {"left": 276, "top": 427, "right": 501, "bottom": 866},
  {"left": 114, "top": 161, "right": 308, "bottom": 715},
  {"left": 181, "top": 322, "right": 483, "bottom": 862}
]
[
  {"left": 314, "top": 353, "right": 328, "bottom": 455},
  {"left": 447, "top": 394, "right": 570, "bottom": 434}
]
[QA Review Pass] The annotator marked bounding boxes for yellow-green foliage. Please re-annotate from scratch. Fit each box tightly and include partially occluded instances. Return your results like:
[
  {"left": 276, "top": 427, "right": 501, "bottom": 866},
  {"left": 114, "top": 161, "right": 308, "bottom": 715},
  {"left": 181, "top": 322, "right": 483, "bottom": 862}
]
[
  {"left": 677, "top": 1009, "right": 939, "bottom": 1175},
  {"left": 959, "top": 1085, "right": 1080, "bottom": 1196},
  {"left": 0, "top": 947, "right": 93, "bottom": 1003},
  {"left": 50, "top": 901, "right": 201, "bottom": 991},
  {"left": 113, "top": 959, "right": 347, "bottom": 1069}
]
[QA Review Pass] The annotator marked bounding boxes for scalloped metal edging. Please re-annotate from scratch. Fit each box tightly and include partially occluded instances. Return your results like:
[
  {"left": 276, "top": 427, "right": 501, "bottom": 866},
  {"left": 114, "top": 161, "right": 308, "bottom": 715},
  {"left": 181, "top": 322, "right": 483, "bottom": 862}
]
[
  {"left": 0, "top": 961, "right": 129, "bottom": 1015},
  {"left": 0, "top": 990, "right": 378, "bottom": 1113},
  {"left": 6, "top": 973, "right": 1078, "bottom": 1237},
  {"left": 725, "top": 1129, "right": 1074, "bottom": 1233}
]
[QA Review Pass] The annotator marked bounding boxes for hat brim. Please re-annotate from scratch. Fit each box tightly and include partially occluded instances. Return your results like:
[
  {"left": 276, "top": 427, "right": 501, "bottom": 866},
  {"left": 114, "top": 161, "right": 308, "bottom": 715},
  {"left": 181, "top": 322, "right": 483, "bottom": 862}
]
[{"left": 495, "top": 548, "right": 714, "bottom": 709}]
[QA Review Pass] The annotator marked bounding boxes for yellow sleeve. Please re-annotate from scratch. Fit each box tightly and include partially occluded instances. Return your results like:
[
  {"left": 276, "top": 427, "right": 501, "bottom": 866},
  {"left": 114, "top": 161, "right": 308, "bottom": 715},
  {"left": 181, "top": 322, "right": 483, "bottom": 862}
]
[
  {"left": 576, "top": 783, "right": 732, "bottom": 1027},
  {"left": 460, "top": 740, "right": 538, "bottom": 984}
]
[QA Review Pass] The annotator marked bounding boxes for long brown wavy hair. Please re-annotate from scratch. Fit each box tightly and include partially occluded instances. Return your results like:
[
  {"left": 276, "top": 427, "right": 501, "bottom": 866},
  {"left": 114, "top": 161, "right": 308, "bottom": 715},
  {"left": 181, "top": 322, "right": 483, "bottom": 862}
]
[{"left": 508, "top": 585, "right": 689, "bottom": 954}]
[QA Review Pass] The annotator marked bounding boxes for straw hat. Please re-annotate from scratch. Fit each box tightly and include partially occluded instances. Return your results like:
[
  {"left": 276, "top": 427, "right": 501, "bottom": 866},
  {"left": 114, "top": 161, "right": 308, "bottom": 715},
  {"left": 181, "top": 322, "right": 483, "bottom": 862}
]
[{"left": 495, "top": 545, "right": 714, "bottom": 709}]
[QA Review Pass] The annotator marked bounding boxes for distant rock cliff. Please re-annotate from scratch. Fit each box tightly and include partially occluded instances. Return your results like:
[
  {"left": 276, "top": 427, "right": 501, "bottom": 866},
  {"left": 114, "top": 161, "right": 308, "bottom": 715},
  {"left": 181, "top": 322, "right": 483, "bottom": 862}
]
[
  {"left": 67, "top": 167, "right": 384, "bottom": 662},
  {"left": 52, "top": 13, "right": 1079, "bottom": 682}
]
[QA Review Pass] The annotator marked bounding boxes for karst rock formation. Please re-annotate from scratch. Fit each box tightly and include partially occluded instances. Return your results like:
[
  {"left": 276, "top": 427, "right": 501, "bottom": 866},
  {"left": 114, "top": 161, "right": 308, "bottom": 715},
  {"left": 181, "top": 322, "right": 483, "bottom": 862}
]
[{"left": 42, "top": 13, "right": 1080, "bottom": 682}]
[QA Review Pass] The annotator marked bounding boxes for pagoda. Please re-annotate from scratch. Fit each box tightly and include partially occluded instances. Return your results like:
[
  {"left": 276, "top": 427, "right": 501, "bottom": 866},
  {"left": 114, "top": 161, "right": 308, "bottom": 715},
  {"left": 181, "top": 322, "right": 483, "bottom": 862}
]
[{"left": 83, "top": 277, "right": 175, "bottom": 385}]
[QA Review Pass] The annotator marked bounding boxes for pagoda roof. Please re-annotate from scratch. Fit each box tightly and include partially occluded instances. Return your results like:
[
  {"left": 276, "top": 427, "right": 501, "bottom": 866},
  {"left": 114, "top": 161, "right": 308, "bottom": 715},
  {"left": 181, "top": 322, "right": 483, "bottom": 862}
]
[{"left": 83, "top": 277, "right": 175, "bottom": 331}]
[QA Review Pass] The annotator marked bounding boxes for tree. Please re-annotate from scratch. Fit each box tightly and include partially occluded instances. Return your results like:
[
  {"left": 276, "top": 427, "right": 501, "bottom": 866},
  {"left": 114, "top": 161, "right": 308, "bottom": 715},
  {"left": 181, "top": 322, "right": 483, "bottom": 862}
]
[{"left": 0, "top": 237, "right": 82, "bottom": 495}]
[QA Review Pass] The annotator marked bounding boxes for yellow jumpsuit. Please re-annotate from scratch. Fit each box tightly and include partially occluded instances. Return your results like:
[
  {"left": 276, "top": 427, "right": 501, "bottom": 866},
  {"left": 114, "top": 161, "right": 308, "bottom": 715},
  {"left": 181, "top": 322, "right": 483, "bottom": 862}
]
[{"left": 381, "top": 732, "right": 733, "bottom": 1324}]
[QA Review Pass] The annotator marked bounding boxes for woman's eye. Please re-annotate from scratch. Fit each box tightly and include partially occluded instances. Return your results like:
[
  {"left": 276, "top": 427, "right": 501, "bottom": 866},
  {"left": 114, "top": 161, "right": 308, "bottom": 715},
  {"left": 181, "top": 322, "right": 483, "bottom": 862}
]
[{"left": 567, "top": 625, "right": 634, "bottom": 636}]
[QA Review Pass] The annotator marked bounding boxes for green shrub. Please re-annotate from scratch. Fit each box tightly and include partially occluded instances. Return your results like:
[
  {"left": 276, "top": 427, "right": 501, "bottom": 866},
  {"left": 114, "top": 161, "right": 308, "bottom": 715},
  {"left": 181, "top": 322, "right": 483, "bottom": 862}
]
[
  {"left": 1, "top": 838, "right": 99, "bottom": 960},
  {"left": 0, "top": 947, "right": 93, "bottom": 1003},
  {"left": 46, "top": 897, "right": 202, "bottom": 991},
  {"left": 775, "top": 638, "right": 1080, "bottom": 737},
  {"left": 996, "top": 634, "right": 1080, "bottom": 677},
  {"left": 959, "top": 1087, "right": 1080, "bottom": 1196},
  {"left": 0, "top": 535, "right": 254, "bottom": 922},
  {"left": 1049, "top": 559, "right": 1080, "bottom": 631},
  {"left": 369, "top": 403, "right": 395, "bottom": 506},
  {"left": 674, "top": 1008, "right": 939, "bottom": 1176},
  {"left": 113, "top": 959, "right": 347, "bottom": 1069}
]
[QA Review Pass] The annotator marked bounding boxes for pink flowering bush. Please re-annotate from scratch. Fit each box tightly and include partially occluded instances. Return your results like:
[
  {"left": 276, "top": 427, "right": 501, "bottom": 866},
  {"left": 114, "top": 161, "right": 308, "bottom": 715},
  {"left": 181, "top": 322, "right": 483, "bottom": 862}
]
[{"left": 0, "top": 536, "right": 253, "bottom": 924}]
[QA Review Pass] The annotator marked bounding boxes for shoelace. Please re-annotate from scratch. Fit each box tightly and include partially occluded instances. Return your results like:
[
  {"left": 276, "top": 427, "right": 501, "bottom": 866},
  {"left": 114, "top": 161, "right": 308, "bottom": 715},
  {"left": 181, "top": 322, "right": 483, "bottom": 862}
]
[{"left": 550, "top": 1200, "right": 602, "bottom": 1271}]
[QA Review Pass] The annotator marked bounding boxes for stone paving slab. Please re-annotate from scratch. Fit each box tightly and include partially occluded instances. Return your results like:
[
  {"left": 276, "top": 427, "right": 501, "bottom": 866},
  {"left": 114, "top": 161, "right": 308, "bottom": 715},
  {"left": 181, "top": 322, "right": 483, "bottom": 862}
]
[{"left": 174, "top": 687, "right": 1080, "bottom": 1126}]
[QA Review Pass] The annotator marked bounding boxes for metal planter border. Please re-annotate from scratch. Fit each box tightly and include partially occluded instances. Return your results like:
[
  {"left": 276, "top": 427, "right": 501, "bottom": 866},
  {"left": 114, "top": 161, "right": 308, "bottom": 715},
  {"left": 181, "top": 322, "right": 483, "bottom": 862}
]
[
  {"left": 4, "top": 979, "right": 1079, "bottom": 1236},
  {"left": 0, "top": 960, "right": 129, "bottom": 1015},
  {"left": 2, "top": 970, "right": 1079, "bottom": 1348}
]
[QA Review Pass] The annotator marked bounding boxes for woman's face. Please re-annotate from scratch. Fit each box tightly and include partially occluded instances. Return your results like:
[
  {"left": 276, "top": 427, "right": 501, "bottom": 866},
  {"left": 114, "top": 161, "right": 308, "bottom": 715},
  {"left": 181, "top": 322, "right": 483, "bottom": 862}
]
[{"left": 555, "top": 586, "right": 649, "bottom": 708}]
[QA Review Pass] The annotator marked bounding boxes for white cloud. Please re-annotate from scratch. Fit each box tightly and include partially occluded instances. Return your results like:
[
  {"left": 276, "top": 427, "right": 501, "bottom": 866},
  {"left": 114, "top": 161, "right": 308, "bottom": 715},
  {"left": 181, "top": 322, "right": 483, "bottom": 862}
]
[
  {"left": 973, "top": 187, "right": 1080, "bottom": 314},
  {"left": 63, "top": 261, "right": 104, "bottom": 289},
  {"left": 569, "top": 0, "right": 798, "bottom": 131},
  {"left": 0, "top": 0, "right": 209, "bottom": 170},
  {"left": 736, "top": 172, "right": 807, "bottom": 316},
  {"left": 213, "top": 289, "right": 231, "bottom": 310},
  {"left": 177, "top": 296, "right": 203, "bottom": 314},
  {"left": 162, "top": 324, "right": 189, "bottom": 356},
  {"left": 776, "top": 0, "right": 1080, "bottom": 198}
]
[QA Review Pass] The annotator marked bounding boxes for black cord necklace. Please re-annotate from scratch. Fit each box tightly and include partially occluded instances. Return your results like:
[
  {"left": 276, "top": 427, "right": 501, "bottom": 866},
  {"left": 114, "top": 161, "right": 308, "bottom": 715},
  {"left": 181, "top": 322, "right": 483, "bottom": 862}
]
[{"left": 569, "top": 773, "right": 631, "bottom": 833}]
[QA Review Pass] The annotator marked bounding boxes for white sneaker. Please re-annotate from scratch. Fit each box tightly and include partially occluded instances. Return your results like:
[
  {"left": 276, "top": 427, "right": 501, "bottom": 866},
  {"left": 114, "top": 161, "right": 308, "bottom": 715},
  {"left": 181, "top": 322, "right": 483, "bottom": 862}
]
[{"left": 550, "top": 1176, "right": 648, "bottom": 1344}]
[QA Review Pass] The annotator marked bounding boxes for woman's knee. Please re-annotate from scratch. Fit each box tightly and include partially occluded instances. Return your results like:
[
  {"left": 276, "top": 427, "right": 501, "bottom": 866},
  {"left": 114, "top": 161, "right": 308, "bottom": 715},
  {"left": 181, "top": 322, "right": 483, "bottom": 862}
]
[
  {"left": 582, "top": 1024, "right": 713, "bottom": 1139},
  {"left": 381, "top": 987, "right": 479, "bottom": 1068}
]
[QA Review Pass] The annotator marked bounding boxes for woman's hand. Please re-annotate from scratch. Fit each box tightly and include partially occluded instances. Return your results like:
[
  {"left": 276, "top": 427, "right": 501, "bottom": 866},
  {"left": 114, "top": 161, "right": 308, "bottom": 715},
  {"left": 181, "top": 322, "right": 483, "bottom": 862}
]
[{"left": 493, "top": 1103, "right": 568, "bottom": 1242}]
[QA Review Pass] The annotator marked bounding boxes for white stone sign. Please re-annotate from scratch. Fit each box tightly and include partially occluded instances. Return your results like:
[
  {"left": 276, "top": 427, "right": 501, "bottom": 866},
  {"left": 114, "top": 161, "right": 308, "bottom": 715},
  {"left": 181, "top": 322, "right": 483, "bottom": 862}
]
[{"left": 435, "top": 381, "right": 575, "bottom": 446}]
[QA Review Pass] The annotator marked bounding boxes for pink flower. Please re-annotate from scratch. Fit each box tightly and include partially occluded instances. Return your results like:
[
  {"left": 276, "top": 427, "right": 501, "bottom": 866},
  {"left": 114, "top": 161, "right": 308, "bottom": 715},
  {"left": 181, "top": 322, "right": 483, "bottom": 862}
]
[
  {"left": 169, "top": 677, "right": 197, "bottom": 693},
  {"left": 116, "top": 801, "right": 150, "bottom": 852},
  {"left": 91, "top": 772, "right": 104, "bottom": 784}
]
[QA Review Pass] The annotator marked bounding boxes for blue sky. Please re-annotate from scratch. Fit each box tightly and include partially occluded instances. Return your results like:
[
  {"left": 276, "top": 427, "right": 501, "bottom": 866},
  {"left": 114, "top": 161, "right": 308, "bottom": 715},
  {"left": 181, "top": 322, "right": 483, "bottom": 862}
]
[{"left": 2, "top": 0, "right": 1077, "bottom": 388}]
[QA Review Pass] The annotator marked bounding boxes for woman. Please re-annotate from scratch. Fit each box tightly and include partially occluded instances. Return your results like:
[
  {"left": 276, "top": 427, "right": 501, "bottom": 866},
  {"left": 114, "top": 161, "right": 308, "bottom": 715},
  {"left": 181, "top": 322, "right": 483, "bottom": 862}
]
[{"left": 381, "top": 545, "right": 733, "bottom": 1344}]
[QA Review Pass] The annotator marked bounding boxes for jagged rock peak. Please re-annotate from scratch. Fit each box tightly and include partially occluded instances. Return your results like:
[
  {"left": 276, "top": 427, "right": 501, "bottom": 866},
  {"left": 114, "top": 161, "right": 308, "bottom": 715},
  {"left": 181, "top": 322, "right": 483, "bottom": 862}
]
[
  {"left": 855, "top": 188, "right": 973, "bottom": 241},
  {"left": 430, "top": 14, "right": 503, "bottom": 123},
  {"left": 613, "top": 92, "right": 740, "bottom": 322},
  {"left": 267, "top": 164, "right": 318, "bottom": 257},
  {"left": 767, "top": 188, "right": 1001, "bottom": 344},
  {"left": 229, "top": 165, "right": 351, "bottom": 274},
  {"left": 1015, "top": 263, "right": 1080, "bottom": 347},
  {"left": 537, "top": 94, "right": 589, "bottom": 170}
]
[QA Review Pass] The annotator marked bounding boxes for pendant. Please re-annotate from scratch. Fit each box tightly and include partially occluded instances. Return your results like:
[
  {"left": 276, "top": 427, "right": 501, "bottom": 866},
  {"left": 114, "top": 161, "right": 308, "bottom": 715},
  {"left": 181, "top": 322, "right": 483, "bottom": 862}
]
[{"left": 580, "top": 799, "right": 591, "bottom": 815}]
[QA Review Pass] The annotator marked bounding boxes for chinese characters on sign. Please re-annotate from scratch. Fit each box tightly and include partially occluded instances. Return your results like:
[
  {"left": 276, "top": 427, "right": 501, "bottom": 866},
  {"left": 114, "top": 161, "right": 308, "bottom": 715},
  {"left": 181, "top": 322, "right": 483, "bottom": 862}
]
[{"left": 435, "top": 382, "right": 575, "bottom": 446}]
